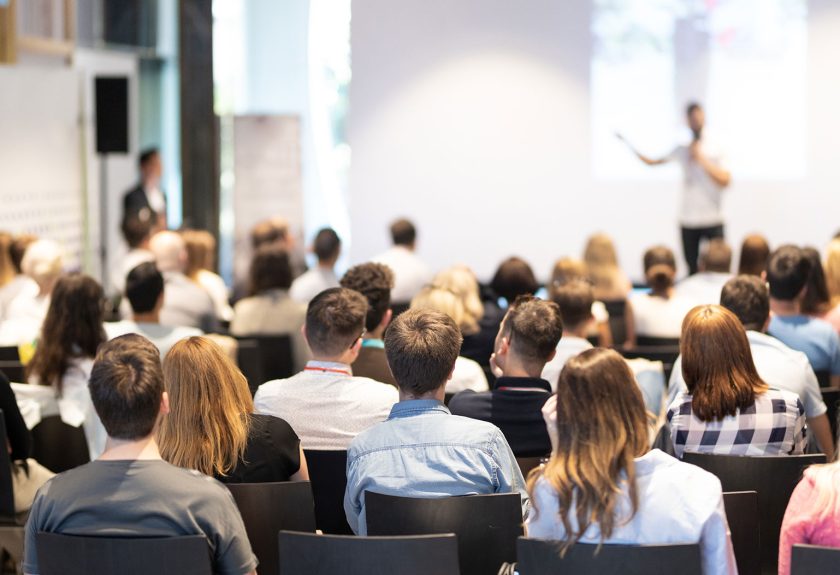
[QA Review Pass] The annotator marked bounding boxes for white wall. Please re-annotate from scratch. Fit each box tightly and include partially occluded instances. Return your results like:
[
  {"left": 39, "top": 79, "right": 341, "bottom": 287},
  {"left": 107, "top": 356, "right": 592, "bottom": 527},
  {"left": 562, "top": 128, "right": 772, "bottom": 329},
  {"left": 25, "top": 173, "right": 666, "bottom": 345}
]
[{"left": 348, "top": 0, "right": 840, "bottom": 282}]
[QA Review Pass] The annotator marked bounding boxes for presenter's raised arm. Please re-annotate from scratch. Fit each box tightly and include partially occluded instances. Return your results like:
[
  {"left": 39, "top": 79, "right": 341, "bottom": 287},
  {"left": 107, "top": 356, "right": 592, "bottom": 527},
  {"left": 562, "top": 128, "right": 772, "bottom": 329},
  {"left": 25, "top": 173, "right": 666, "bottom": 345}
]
[{"left": 615, "top": 132, "right": 669, "bottom": 166}]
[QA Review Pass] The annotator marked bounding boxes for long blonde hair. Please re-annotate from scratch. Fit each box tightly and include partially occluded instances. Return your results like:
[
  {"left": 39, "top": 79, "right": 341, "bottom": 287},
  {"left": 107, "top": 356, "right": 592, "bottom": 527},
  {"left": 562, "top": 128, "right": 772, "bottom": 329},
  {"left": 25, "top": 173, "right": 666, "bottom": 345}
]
[
  {"left": 528, "top": 348, "right": 649, "bottom": 554},
  {"left": 158, "top": 337, "right": 252, "bottom": 477},
  {"left": 432, "top": 266, "right": 483, "bottom": 335},
  {"left": 583, "top": 233, "right": 627, "bottom": 298},
  {"left": 411, "top": 285, "right": 473, "bottom": 336},
  {"left": 825, "top": 239, "right": 840, "bottom": 307}
]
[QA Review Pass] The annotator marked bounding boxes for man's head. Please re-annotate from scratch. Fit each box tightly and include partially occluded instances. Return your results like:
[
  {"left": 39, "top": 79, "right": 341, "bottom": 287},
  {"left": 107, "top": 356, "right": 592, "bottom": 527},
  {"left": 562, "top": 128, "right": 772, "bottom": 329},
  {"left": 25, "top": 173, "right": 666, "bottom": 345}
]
[
  {"left": 251, "top": 216, "right": 290, "bottom": 250},
  {"left": 686, "top": 101, "right": 704, "bottom": 140},
  {"left": 139, "top": 148, "right": 162, "bottom": 184},
  {"left": 126, "top": 262, "right": 164, "bottom": 316},
  {"left": 766, "top": 245, "right": 811, "bottom": 302},
  {"left": 249, "top": 245, "right": 292, "bottom": 295},
  {"left": 121, "top": 213, "right": 154, "bottom": 250},
  {"left": 304, "top": 287, "right": 368, "bottom": 360},
  {"left": 699, "top": 239, "right": 732, "bottom": 273},
  {"left": 550, "top": 281, "right": 594, "bottom": 336},
  {"left": 384, "top": 308, "right": 462, "bottom": 398},
  {"left": 313, "top": 228, "right": 341, "bottom": 266},
  {"left": 149, "top": 231, "right": 186, "bottom": 273},
  {"left": 89, "top": 334, "right": 167, "bottom": 440},
  {"left": 720, "top": 275, "right": 770, "bottom": 332},
  {"left": 390, "top": 218, "right": 417, "bottom": 248},
  {"left": 495, "top": 295, "right": 563, "bottom": 376},
  {"left": 491, "top": 256, "right": 538, "bottom": 303},
  {"left": 340, "top": 263, "right": 395, "bottom": 335}
]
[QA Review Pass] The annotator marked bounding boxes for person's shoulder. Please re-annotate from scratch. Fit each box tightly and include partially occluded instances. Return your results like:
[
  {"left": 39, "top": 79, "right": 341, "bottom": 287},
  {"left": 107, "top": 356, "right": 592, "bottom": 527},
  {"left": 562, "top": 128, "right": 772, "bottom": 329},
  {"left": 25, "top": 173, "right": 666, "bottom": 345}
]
[
  {"left": 349, "top": 376, "right": 400, "bottom": 400},
  {"left": 448, "top": 390, "right": 490, "bottom": 414},
  {"left": 253, "top": 374, "right": 301, "bottom": 402},
  {"left": 644, "top": 449, "right": 723, "bottom": 499},
  {"left": 447, "top": 412, "right": 507, "bottom": 442},
  {"left": 763, "top": 386, "right": 802, "bottom": 406}
]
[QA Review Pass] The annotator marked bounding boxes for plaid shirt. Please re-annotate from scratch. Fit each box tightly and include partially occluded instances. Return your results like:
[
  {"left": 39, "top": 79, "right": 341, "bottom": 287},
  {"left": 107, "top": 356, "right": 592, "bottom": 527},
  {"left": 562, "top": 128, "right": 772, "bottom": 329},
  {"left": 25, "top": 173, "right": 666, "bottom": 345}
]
[{"left": 667, "top": 388, "right": 807, "bottom": 458}]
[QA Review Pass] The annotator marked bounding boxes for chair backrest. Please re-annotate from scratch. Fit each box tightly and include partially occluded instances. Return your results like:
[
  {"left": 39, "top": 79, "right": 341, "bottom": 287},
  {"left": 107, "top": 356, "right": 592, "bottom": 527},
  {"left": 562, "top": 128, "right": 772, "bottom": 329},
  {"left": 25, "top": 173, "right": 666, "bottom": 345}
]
[
  {"left": 278, "top": 530, "right": 459, "bottom": 575},
  {"left": 0, "top": 362, "right": 25, "bottom": 383},
  {"left": 516, "top": 456, "right": 544, "bottom": 479},
  {"left": 682, "top": 452, "right": 825, "bottom": 574},
  {"left": 516, "top": 537, "right": 702, "bottom": 575},
  {"left": 618, "top": 345, "right": 681, "bottom": 382},
  {"left": 602, "top": 299, "right": 628, "bottom": 346},
  {"left": 31, "top": 415, "right": 90, "bottom": 473},
  {"left": 814, "top": 370, "right": 831, "bottom": 388},
  {"left": 790, "top": 544, "right": 840, "bottom": 575},
  {"left": 365, "top": 491, "right": 523, "bottom": 575},
  {"left": 235, "top": 338, "right": 263, "bottom": 395},
  {"left": 722, "top": 491, "right": 760, "bottom": 575},
  {"left": 0, "top": 347, "right": 19, "bottom": 362},
  {"left": 235, "top": 336, "right": 294, "bottom": 393},
  {"left": 226, "top": 481, "right": 316, "bottom": 575},
  {"left": 819, "top": 386, "right": 840, "bottom": 440},
  {"left": 635, "top": 336, "right": 681, "bottom": 347},
  {"left": 35, "top": 533, "right": 212, "bottom": 575},
  {"left": 0, "top": 410, "right": 16, "bottom": 521},
  {"left": 302, "top": 450, "right": 352, "bottom": 534}
]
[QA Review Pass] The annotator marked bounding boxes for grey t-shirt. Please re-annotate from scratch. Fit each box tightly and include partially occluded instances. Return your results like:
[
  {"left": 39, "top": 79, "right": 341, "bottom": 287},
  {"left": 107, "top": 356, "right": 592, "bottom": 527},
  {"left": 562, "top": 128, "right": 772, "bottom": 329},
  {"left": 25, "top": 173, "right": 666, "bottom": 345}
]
[{"left": 23, "top": 459, "right": 257, "bottom": 575}]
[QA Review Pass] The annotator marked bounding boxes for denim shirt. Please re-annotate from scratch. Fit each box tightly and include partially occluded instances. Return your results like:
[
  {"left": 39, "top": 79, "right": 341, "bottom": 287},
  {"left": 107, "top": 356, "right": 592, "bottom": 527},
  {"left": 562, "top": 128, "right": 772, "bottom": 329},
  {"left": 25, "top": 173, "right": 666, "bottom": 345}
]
[{"left": 343, "top": 399, "right": 529, "bottom": 535}]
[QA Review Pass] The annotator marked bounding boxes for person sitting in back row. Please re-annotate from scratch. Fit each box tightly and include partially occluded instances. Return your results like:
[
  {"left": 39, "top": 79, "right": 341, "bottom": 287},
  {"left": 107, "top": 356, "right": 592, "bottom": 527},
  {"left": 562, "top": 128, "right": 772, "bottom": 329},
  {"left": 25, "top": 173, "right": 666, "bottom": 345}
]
[
  {"left": 631, "top": 245, "right": 696, "bottom": 341},
  {"left": 290, "top": 227, "right": 342, "bottom": 304},
  {"left": 675, "top": 238, "right": 733, "bottom": 305},
  {"left": 373, "top": 219, "right": 432, "bottom": 306}
]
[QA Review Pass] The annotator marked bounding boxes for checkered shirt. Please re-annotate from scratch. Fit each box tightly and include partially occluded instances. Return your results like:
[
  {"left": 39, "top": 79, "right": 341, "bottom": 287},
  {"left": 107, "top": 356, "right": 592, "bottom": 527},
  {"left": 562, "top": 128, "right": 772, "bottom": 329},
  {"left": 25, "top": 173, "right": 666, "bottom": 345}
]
[{"left": 666, "top": 387, "right": 807, "bottom": 458}]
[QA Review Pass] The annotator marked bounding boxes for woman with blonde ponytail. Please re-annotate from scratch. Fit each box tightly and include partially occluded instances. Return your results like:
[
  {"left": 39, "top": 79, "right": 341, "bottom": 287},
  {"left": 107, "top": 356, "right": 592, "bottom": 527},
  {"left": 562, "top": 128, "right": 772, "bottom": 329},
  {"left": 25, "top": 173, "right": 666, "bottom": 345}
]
[{"left": 527, "top": 348, "right": 736, "bottom": 575}]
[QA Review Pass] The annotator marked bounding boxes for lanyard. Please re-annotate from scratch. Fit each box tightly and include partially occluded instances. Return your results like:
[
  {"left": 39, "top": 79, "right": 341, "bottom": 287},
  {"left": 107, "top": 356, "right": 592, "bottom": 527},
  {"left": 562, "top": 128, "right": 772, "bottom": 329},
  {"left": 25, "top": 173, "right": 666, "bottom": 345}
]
[{"left": 304, "top": 366, "right": 351, "bottom": 376}]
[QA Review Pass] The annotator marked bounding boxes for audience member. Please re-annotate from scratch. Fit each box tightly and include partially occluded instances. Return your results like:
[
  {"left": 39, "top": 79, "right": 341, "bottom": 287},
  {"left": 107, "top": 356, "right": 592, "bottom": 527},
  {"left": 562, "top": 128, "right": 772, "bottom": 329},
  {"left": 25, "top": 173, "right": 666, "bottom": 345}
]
[
  {"left": 149, "top": 231, "right": 219, "bottom": 333},
  {"left": 800, "top": 246, "right": 832, "bottom": 317},
  {"left": 449, "top": 296, "right": 560, "bottom": 457},
  {"left": 528, "top": 348, "right": 736, "bottom": 575},
  {"left": 549, "top": 257, "right": 616, "bottom": 346},
  {"left": 410, "top": 285, "right": 489, "bottom": 393},
  {"left": 159, "top": 336, "right": 308, "bottom": 483},
  {"left": 0, "top": 233, "right": 38, "bottom": 321},
  {"left": 668, "top": 275, "right": 834, "bottom": 457},
  {"left": 490, "top": 256, "right": 539, "bottom": 305},
  {"left": 675, "top": 238, "right": 732, "bottom": 304},
  {"left": 344, "top": 308, "right": 528, "bottom": 535},
  {"left": 373, "top": 218, "right": 432, "bottom": 304},
  {"left": 766, "top": 245, "right": 840, "bottom": 381},
  {"left": 824, "top": 238, "right": 840, "bottom": 332},
  {"left": 22, "top": 334, "right": 257, "bottom": 575},
  {"left": 339, "top": 262, "right": 397, "bottom": 386},
  {"left": 106, "top": 262, "right": 202, "bottom": 358},
  {"left": 737, "top": 233, "right": 770, "bottom": 276},
  {"left": 631, "top": 246, "right": 695, "bottom": 340},
  {"left": 253, "top": 288, "right": 398, "bottom": 450},
  {"left": 230, "top": 245, "right": 309, "bottom": 371},
  {"left": 290, "top": 227, "right": 342, "bottom": 303},
  {"left": 182, "top": 229, "right": 234, "bottom": 322},
  {"left": 542, "top": 281, "right": 593, "bottom": 388},
  {"left": 4, "top": 239, "right": 64, "bottom": 335},
  {"left": 112, "top": 214, "right": 155, "bottom": 295},
  {"left": 667, "top": 305, "right": 806, "bottom": 458},
  {"left": 583, "top": 233, "right": 632, "bottom": 301}
]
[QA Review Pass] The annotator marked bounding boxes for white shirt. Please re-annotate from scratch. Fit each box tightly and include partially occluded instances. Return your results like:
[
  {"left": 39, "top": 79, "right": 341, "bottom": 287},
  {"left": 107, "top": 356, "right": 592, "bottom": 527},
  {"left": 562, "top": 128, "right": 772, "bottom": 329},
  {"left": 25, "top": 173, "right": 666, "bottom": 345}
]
[
  {"left": 196, "top": 270, "right": 234, "bottom": 322},
  {"left": 675, "top": 272, "right": 732, "bottom": 306},
  {"left": 105, "top": 320, "right": 203, "bottom": 359},
  {"left": 668, "top": 330, "right": 827, "bottom": 419},
  {"left": 289, "top": 266, "right": 340, "bottom": 303},
  {"left": 253, "top": 360, "right": 399, "bottom": 450},
  {"left": 668, "top": 137, "right": 729, "bottom": 228},
  {"left": 631, "top": 292, "right": 697, "bottom": 339},
  {"left": 0, "top": 276, "right": 38, "bottom": 321},
  {"left": 527, "top": 449, "right": 737, "bottom": 575},
  {"left": 373, "top": 246, "right": 433, "bottom": 303},
  {"left": 111, "top": 248, "right": 155, "bottom": 295},
  {"left": 145, "top": 184, "right": 166, "bottom": 214},
  {"left": 446, "top": 356, "right": 489, "bottom": 394},
  {"left": 541, "top": 336, "right": 594, "bottom": 391}
]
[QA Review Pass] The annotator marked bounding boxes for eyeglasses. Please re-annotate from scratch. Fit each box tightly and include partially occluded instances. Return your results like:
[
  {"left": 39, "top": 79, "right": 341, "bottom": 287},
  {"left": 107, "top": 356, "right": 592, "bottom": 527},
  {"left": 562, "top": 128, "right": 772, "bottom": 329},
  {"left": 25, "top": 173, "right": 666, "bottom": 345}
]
[{"left": 351, "top": 328, "right": 367, "bottom": 348}]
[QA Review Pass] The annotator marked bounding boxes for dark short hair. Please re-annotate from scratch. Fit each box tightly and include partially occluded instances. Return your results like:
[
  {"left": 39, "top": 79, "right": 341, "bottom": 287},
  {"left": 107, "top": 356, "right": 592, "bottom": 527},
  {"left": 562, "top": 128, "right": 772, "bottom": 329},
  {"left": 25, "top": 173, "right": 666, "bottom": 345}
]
[
  {"left": 313, "top": 228, "right": 341, "bottom": 262},
  {"left": 139, "top": 148, "right": 159, "bottom": 168},
  {"left": 550, "top": 281, "right": 594, "bottom": 329},
  {"left": 738, "top": 234, "right": 770, "bottom": 276},
  {"left": 121, "top": 214, "right": 153, "bottom": 249},
  {"left": 305, "top": 287, "right": 368, "bottom": 356},
  {"left": 9, "top": 234, "right": 36, "bottom": 274},
  {"left": 390, "top": 219, "right": 416, "bottom": 246},
  {"left": 126, "top": 262, "right": 164, "bottom": 314},
  {"left": 767, "top": 245, "right": 812, "bottom": 301},
  {"left": 801, "top": 247, "right": 831, "bottom": 315},
  {"left": 249, "top": 245, "right": 292, "bottom": 295},
  {"left": 340, "top": 263, "right": 394, "bottom": 332},
  {"left": 720, "top": 275, "right": 770, "bottom": 332},
  {"left": 491, "top": 257, "right": 538, "bottom": 303},
  {"left": 643, "top": 245, "right": 676, "bottom": 291},
  {"left": 89, "top": 334, "right": 164, "bottom": 440},
  {"left": 385, "top": 308, "right": 462, "bottom": 396},
  {"left": 701, "top": 239, "right": 732, "bottom": 273},
  {"left": 686, "top": 101, "right": 703, "bottom": 116},
  {"left": 502, "top": 295, "right": 563, "bottom": 365}
]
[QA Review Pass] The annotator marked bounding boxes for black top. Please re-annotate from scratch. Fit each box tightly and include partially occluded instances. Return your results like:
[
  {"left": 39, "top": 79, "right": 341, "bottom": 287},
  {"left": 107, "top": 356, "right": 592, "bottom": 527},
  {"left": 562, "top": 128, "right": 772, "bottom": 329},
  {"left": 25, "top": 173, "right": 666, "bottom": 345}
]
[
  {"left": 220, "top": 414, "right": 301, "bottom": 484},
  {"left": 448, "top": 376, "right": 552, "bottom": 458},
  {"left": 0, "top": 371, "right": 31, "bottom": 462}
]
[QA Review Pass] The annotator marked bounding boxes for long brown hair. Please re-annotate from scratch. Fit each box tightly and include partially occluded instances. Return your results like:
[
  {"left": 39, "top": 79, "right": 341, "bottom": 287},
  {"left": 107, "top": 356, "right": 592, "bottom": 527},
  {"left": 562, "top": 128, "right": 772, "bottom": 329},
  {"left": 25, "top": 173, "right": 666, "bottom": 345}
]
[
  {"left": 0, "top": 233, "right": 15, "bottom": 287},
  {"left": 158, "top": 337, "right": 253, "bottom": 477},
  {"left": 528, "top": 348, "right": 649, "bottom": 554},
  {"left": 680, "top": 305, "right": 768, "bottom": 421},
  {"left": 27, "top": 274, "right": 106, "bottom": 394}
]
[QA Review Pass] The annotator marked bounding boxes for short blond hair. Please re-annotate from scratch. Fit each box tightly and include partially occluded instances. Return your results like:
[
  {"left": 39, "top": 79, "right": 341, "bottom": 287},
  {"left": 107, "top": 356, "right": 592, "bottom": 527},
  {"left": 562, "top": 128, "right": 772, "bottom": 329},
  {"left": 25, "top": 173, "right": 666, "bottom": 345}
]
[
  {"left": 431, "top": 266, "right": 483, "bottom": 335},
  {"left": 411, "top": 285, "right": 471, "bottom": 336}
]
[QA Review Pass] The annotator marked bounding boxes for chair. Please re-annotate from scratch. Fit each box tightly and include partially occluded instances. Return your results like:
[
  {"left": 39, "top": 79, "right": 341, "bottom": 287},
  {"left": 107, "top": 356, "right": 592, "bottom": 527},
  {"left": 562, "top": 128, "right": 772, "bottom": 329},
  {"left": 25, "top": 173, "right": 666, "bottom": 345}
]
[
  {"left": 516, "top": 456, "right": 544, "bottom": 478},
  {"left": 366, "top": 491, "right": 523, "bottom": 575},
  {"left": 0, "top": 348, "right": 19, "bottom": 362},
  {"left": 635, "top": 336, "right": 680, "bottom": 347},
  {"left": 30, "top": 415, "right": 90, "bottom": 473},
  {"left": 682, "top": 452, "right": 825, "bottom": 574},
  {"left": 278, "top": 531, "right": 460, "bottom": 575},
  {"left": 0, "top": 362, "right": 25, "bottom": 384},
  {"left": 235, "top": 338, "right": 263, "bottom": 395},
  {"left": 303, "top": 450, "right": 353, "bottom": 534},
  {"left": 235, "top": 335, "right": 295, "bottom": 393},
  {"left": 0, "top": 410, "right": 26, "bottom": 570},
  {"left": 603, "top": 299, "right": 628, "bottom": 346},
  {"left": 516, "top": 537, "right": 702, "bottom": 575},
  {"left": 618, "top": 345, "right": 681, "bottom": 382},
  {"left": 814, "top": 370, "right": 830, "bottom": 389},
  {"left": 225, "top": 481, "right": 317, "bottom": 575},
  {"left": 819, "top": 386, "right": 840, "bottom": 440},
  {"left": 790, "top": 544, "right": 840, "bottom": 575},
  {"left": 723, "top": 491, "right": 760, "bottom": 575},
  {"left": 35, "top": 533, "right": 212, "bottom": 575}
]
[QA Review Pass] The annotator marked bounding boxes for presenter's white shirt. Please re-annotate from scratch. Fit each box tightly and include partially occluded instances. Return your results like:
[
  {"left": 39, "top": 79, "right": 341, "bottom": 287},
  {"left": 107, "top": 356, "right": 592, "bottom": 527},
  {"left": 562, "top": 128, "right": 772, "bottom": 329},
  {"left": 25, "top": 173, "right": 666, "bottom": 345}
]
[
  {"left": 668, "top": 137, "right": 729, "bottom": 228},
  {"left": 373, "top": 246, "right": 432, "bottom": 304}
]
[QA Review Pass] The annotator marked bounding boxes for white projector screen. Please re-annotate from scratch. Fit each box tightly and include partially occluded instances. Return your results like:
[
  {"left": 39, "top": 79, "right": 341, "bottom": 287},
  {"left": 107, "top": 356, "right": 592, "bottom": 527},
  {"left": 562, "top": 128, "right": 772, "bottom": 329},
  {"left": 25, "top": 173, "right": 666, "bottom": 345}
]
[{"left": 349, "top": 0, "right": 840, "bottom": 281}]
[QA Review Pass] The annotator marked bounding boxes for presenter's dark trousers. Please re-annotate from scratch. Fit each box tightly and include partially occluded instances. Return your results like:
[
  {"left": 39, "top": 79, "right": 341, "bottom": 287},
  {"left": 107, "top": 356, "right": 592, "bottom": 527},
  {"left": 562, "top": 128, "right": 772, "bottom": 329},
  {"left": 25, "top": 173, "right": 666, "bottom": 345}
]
[{"left": 681, "top": 224, "right": 724, "bottom": 276}]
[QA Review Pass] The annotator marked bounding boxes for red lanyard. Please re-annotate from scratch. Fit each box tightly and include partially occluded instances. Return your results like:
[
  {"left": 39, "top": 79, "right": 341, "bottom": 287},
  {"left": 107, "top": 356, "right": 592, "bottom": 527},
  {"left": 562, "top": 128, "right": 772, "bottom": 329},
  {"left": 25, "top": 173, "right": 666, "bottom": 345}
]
[{"left": 304, "top": 366, "right": 351, "bottom": 376}]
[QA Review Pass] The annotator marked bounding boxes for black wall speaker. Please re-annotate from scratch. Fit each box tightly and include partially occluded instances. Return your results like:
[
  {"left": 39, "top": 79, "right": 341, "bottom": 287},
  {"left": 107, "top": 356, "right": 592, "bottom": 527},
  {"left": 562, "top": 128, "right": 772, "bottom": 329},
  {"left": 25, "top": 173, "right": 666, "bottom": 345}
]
[{"left": 94, "top": 77, "right": 129, "bottom": 154}]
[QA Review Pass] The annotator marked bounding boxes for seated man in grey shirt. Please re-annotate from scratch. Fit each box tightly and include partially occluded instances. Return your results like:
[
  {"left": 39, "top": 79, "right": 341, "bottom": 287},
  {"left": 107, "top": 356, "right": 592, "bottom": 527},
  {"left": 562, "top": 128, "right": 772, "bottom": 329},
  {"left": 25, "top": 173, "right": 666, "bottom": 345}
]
[{"left": 23, "top": 334, "right": 257, "bottom": 575}]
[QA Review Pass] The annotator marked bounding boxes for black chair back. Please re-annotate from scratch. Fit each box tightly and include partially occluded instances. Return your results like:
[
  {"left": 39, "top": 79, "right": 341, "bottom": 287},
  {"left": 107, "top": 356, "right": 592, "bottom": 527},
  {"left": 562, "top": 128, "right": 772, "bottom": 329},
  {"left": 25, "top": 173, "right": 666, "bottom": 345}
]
[
  {"left": 366, "top": 491, "right": 523, "bottom": 575},
  {"left": 0, "top": 362, "right": 25, "bottom": 383},
  {"left": 819, "top": 386, "right": 840, "bottom": 440},
  {"left": 226, "top": 481, "right": 316, "bottom": 575},
  {"left": 814, "top": 370, "right": 831, "bottom": 388},
  {"left": 35, "top": 533, "right": 212, "bottom": 575},
  {"left": 790, "top": 544, "right": 840, "bottom": 575},
  {"left": 236, "top": 335, "right": 295, "bottom": 393},
  {"left": 602, "top": 299, "right": 628, "bottom": 346},
  {"left": 635, "top": 336, "right": 681, "bottom": 347},
  {"left": 278, "top": 531, "right": 459, "bottom": 575},
  {"left": 31, "top": 415, "right": 90, "bottom": 473},
  {"left": 618, "top": 345, "right": 681, "bottom": 382},
  {"left": 236, "top": 339, "right": 263, "bottom": 395},
  {"left": 516, "top": 456, "right": 543, "bottom": 479},
  {"left": 723, "top": 491, "right": 760, "bottom": 575},
  {"left": 0, "top": 410, "right": 15, "bottom": 522},
  {"left": 303, "top": 450, "right": 352, "bottom": 534},
  {"left": 516, "top": 537, "right": 702, "bottom": 575},
  {"left": 0, "top": 348, "right": 19, "bottom": 362},
  {"left": 682, "top": 452, "right": 825, "bottom": 574}
]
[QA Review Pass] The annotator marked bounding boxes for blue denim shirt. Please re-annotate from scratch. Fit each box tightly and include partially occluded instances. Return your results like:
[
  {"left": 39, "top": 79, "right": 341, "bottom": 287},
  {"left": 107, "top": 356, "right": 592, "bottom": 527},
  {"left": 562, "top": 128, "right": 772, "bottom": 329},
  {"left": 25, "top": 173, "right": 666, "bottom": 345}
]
[{"left": 343, "top": 399, "right": 529, "bottom": 534}]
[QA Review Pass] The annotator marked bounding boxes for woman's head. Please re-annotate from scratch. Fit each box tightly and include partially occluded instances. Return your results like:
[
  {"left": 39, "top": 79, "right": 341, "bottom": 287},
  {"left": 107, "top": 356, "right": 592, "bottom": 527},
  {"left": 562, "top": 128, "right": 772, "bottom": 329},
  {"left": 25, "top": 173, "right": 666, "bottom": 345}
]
[
  {"left": 432, "top": 266, "right": 484, "bottom": 335},
  {"left": 800, "top": 246, "right": 831, "bottom": 315},
  {"left": 643, "top": 245, "right": 676, "bottom": 293},
  {"left": 158, "top": 337, "right": 253, "bottom": 477},
  {"left": 181, "top": 229, "right": 216, "bottom": 279},
  {"left": 826, "top": 239, "right": 840, "bottom": 307},
  {"left": 680, "top": 305, "right": 767, "bottom": 421},
  {"left": 584, "top": 233, "right": 627, "bottom": 295},
  {"left": 27, "top": 274, "right": 106, "bottom": 392},
  {"left": 737, "top": 234, "right": 770, "bottom": 276},
  {"left": 410, "top": 285, "right": 470, "bottom": 336},
  {"left": 249, "top": 245, "right": 292, "bottom": 295},
  {"left": 21, "top": 239, "right": 64, "bottom": 294},
  {"left": 490, "top": 257, "right": 538, "bottom": 304},
  {"left": 530, "top": 348, "right": 649, "bottom": 552}
]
